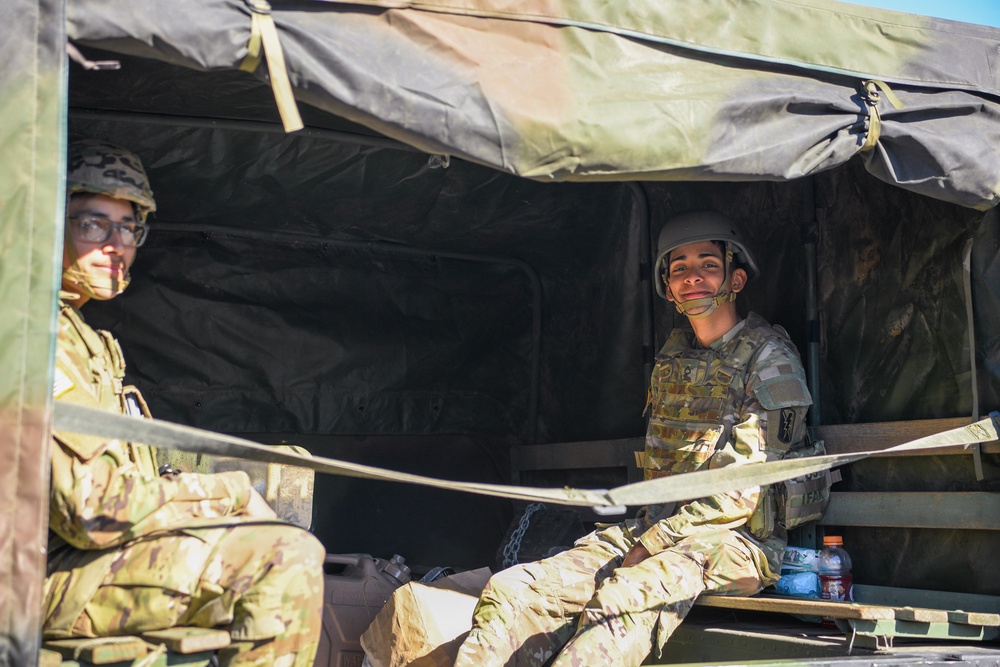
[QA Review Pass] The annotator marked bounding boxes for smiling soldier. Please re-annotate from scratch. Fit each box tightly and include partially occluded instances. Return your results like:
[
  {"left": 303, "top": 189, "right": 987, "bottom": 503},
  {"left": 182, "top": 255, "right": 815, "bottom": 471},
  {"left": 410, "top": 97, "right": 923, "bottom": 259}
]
[{"left": 455, "top": 211, "right": 813, "bottom": 667}]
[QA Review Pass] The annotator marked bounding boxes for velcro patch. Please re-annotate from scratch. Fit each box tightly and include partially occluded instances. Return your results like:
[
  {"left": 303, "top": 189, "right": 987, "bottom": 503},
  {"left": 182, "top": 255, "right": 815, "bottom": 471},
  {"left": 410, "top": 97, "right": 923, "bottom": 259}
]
[
  {"left": 779, "top": 408, "right": 796, "bottom": 444},
  {"left": 753, "top": 375, "right": 811, "bottom": 410}
]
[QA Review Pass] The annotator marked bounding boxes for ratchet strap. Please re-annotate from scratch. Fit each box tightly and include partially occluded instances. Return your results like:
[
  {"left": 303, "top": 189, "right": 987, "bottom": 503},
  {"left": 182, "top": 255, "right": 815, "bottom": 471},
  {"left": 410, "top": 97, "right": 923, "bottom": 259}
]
[{"left": 53, "top": 402, "right": 999, "bottom": 515}]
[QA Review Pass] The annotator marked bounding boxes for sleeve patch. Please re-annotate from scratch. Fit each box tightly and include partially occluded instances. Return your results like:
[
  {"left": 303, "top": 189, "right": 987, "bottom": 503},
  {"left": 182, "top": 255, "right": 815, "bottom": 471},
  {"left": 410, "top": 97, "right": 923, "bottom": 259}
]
[
  {"left": 53, "top": 368, "right": 75, "bottom": 398},
  {"left": 779, "top": 408, "right": 797, "bottom": 444}
]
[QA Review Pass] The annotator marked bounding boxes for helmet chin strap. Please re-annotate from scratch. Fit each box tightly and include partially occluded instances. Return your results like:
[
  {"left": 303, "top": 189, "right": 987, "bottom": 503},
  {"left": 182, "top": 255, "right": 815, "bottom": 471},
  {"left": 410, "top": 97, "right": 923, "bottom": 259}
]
[
  {"left": 672, "top": 291, "right": 736, "bottom": 319},
  {"left": 62, "top": 265, "right": 131, "bottom": 301},
  {"left": 666, "top": 241, "right": 737, "bottom": 320},
  {"left": 61, "top": 229, "right": 131, "bottom": 301}
]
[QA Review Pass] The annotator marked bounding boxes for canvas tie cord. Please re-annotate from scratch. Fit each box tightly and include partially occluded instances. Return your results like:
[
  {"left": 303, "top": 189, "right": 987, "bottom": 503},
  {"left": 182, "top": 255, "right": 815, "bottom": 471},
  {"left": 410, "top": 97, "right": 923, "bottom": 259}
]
[
  {"left": 239, "top": 0, "right": 304, "bottom": 132},
  {"left": 53, "top": 401, "right": 999, "bottom": 516},
  {"left": 859, "top": 79, "right": 905, "bottom": 152}
]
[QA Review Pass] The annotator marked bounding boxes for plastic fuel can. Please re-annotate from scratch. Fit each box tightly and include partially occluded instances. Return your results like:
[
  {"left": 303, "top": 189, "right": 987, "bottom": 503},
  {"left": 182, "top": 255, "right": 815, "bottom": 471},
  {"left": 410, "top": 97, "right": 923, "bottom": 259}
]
[{"left": 314, "top": 553, "right": 411, "bottom": 667}]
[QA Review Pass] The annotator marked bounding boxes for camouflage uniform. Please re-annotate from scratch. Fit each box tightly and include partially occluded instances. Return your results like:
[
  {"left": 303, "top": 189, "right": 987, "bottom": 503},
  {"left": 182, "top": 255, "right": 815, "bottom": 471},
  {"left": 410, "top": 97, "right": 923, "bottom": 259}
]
[
  {"left": 45, "top": 297, "right": 325, "bottom": 667},
  {"left": 456, "top": 313, "right": 811, "bottom": 667}
]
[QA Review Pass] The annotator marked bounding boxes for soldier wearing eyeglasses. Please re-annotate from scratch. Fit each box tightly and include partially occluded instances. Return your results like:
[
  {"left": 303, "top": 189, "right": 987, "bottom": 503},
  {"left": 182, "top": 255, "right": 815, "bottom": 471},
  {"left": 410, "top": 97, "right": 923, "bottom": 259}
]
[
  {"left": 46, "top": 140, "right": 325, "bottom": 666},
  {"left": 62, "top": 141, "right": 152, "bottom": 304}
]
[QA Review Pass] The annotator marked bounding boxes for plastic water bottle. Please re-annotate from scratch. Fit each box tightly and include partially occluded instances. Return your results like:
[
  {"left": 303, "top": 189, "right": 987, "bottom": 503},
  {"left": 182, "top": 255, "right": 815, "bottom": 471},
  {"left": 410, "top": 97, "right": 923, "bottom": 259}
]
[{"left": 818, "top": 535, "right": 853, "bottom": 628}]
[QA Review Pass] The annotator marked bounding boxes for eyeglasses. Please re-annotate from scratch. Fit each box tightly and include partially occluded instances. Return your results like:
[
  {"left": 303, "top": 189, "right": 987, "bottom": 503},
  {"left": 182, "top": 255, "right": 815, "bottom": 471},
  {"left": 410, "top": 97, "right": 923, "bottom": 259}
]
[{"left": 68, "top": 214, "right": 149, "bottom": 248}]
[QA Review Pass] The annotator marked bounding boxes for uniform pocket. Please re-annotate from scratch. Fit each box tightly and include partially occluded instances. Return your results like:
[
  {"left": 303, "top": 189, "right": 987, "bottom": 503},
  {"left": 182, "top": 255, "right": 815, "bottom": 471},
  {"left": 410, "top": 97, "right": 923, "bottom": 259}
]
[{"left": 644, "top": 421, "right": 723, "bottom": 476}]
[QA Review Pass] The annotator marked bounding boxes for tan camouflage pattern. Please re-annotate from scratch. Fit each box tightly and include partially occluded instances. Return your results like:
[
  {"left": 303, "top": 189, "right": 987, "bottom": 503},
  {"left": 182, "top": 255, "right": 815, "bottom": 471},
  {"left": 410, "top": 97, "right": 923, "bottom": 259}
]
[
  {"left": 457, "top": 524, "right": 766, "bottom": 667},
  {"left": 638, "top": 313, "right": 811, "bottom": 567},
  {"left": 456, "top": 313, "right": 811, "bottom": 666},
  {"left": 44, "top": 298, "right": 325, "bottom": 666},
  {"left": 67, "top": 140, "right": 156, "bottom": 221},
  {"left": 63, "top": 140, "right": 157, "bottom": 301}
]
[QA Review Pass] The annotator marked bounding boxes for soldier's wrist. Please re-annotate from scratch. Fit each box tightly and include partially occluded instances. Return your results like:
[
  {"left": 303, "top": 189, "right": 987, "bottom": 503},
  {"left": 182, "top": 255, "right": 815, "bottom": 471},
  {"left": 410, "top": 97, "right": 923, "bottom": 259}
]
[{"left": 213, "top": 470, "right": 253, "bottom": 514}]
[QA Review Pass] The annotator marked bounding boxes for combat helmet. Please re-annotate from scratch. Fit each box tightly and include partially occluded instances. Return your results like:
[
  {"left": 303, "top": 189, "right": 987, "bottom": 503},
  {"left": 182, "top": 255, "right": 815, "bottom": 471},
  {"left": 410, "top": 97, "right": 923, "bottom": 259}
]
[
  {"left": 653, "top": 211, "right": 758, "bottom": 319},
  {"left": 63, "top": 140, "right": 155, "bottom": 300},
  {"left": 67, "top": 140, "right": 156, "bottom": 222}
]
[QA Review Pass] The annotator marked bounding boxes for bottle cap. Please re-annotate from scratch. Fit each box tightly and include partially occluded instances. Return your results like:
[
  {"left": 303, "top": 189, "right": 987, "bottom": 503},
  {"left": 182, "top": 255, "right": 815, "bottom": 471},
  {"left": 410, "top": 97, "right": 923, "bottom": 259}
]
[{"left": 823, "top": 535, "right": 843, "bottom": 546}]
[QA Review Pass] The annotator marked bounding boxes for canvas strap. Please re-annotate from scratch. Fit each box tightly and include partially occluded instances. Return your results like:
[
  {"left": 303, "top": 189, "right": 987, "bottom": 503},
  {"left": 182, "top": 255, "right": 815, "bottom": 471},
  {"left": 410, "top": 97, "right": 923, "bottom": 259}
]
[
  {"left": 240, "top": 0, "right": 304, "bottom": 132},
  {"left": 860, "top": 79, "right": 904, "bottom": 152},
  {"left": 53, "top": 401, "right": 999, "bottom": 515}
]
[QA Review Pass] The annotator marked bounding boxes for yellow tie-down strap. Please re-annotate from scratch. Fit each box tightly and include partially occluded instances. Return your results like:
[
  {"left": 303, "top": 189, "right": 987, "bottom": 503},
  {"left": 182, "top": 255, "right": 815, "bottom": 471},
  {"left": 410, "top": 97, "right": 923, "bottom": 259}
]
[
  {"left": 53, "top": 402, "right": 999, "bottom": 516},
  {"left": 240, "top": 0, "right": 304, "bottom": 133},
  {"left": 859, "top": 79, "right": 905, "bottom": 153}
]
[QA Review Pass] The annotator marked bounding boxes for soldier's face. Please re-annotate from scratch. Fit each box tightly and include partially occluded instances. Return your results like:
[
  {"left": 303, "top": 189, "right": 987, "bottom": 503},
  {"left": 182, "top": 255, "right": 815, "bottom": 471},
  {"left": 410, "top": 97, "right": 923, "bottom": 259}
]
[
  {"left": 665, "top": 241, "right": 745, "bottom": 316},
  {"left": 63, "top": 194, "right": 138, "bottom": 302}
]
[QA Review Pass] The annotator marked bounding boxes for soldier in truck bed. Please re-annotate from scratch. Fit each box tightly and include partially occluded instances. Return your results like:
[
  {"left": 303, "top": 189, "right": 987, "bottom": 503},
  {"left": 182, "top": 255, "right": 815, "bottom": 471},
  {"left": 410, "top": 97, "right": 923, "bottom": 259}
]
[
  {"left": 44, "top": 140, "right": 325, "bottom": 667},
  {"left": 455, "top": 211, "right": 813, "bottom": 667}
]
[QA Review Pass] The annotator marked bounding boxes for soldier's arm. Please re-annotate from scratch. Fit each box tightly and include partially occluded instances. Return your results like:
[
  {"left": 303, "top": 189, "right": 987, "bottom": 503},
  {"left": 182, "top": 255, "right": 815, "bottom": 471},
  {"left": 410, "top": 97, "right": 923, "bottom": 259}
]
[
  {"left": 638, "top": 342, "right": 810, "bottom": 556},
  {"left": 49, "top": 433, "right": 253, "bottom": 550}
]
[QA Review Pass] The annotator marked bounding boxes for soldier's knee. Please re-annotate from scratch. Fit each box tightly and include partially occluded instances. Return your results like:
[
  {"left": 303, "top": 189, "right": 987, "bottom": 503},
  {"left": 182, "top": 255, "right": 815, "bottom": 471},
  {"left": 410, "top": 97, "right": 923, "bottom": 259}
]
[
  {"left": 299, "top": 530, "right": 326, "bottom": 566},
  {"left": 285, "top": 528, "right": 325, "bottom": 589}
]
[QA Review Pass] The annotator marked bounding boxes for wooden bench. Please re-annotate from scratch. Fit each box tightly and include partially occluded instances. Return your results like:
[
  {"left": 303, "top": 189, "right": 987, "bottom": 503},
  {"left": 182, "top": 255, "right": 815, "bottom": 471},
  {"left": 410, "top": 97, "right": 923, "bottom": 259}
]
[{"left": 694, "top": 587, "right": 1000, "bottom": 649}]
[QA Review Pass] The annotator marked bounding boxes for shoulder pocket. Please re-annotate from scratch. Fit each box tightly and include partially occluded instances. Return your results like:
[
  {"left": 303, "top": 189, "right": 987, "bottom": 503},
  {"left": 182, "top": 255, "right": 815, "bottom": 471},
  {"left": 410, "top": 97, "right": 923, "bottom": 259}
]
[{"left": 753, "top": 373, "right": 811, "bottom": 410}]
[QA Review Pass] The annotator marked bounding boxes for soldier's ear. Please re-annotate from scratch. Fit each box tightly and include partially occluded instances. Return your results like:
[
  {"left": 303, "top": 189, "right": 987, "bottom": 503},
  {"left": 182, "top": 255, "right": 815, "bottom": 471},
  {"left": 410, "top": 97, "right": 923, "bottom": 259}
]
[{"left": 730, "top": 268, "right": 748, "bottom": 293}]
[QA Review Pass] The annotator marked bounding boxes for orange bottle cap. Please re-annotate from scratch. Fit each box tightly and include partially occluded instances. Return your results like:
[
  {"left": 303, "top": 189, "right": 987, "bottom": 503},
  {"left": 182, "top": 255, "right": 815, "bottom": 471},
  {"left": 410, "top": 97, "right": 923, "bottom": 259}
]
[{"left": 823, "top": 535, "right": 843, "bottom": 546}]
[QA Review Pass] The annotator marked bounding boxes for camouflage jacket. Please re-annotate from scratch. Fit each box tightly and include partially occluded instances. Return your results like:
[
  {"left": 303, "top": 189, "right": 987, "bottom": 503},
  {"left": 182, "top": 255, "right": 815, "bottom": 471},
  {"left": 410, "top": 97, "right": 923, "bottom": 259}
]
[
  {"left": 639, "top": 312, "right": 812, "bottom": 579},
  {"left": 45, "top": 297, "right": 254, "bottom": 633}
]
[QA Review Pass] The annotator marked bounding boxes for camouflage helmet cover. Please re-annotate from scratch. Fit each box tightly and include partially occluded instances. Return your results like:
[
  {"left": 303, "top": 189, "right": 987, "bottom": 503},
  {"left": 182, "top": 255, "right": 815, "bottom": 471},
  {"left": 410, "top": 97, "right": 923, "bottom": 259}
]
[
  {"left": 654, "top": 210, "right": 759, "bottom": 290},
  {"left": 66, "top": 140, "right": 156, "bottom": 221}
]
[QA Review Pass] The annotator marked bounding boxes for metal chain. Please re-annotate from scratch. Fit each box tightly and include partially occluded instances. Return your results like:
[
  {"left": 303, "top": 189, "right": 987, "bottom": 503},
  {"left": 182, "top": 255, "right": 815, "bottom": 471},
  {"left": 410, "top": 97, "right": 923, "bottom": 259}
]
[{"left": 501, "top": 502, "right": 546, "bottom": 568}]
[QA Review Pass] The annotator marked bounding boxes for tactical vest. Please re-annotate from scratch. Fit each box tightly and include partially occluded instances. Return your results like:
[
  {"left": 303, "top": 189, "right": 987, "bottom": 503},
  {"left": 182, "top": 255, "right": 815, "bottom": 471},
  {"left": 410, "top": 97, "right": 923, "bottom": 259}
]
[
  {"left": 643, "top": 317, "right": 785, "bottom": 481},
  {"left": 642, "top": 314, "right": 828, "bottom": 531},
  {"left": 55, "top": 298, "right": 156, "bottom": 474}
]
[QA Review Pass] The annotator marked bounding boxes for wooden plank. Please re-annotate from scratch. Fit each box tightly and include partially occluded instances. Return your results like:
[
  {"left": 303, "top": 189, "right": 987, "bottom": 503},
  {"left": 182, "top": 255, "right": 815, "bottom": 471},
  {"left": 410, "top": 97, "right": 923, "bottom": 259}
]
[
  {"left": 694, "top": 594, "right": 895, "bottom": 620},
  {"left": 512, "top": 438, "right": 643, "bottom": 471},
  {"left": 44, "top": 637, "right": 148, "bottom": 664},
  {"left": 38, "top": 649, "right": 63, "bottom": 667},
  {"left": 894, "top": 607, "right": 949, "bottom": 623},
  {"left": 142, "top": 627, "right": 231, "bottom": 654},
  {"left": 815, "top": 418, "right": 1000, "bottom": 457},
  {"left": 852, "top": 584, "right": 1000, "bottom": 620},
  {"left": 696, "top": 594, "right": 1000, "bottom": 631},
  {"left": 511, "top": 417, "right": 999, "bottom": 480},
  {"left": 949, "top": 610, "right": 1000, "bottom": 626},
  {"left": 818, "top": 492, "right": 1000, "bottom": 530}
]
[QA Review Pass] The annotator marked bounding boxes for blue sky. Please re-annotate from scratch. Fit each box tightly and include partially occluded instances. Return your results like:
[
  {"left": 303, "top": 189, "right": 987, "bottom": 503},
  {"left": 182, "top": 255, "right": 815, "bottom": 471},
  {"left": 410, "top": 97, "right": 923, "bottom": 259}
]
[{"left": 844, "top": 0, "right": 1000, "bottom": 28}]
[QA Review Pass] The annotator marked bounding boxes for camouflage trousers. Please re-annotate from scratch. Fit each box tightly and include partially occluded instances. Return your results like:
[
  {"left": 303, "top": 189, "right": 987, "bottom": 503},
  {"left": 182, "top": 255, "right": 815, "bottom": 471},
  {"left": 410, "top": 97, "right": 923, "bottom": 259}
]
[
  {"left": 64, "top": 522, "right": 325, "bottom": 667},
  {"left": 455, "top": 524, "right": 765, "bottom": 667}
]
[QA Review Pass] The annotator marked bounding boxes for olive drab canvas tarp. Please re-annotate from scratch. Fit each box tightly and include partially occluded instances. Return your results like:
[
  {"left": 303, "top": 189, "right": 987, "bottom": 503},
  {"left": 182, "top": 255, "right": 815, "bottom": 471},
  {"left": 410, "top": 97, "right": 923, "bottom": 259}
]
[
  {"left": 0, "top": 0, "right": 65, "bottom": 663},
  {"left": 66, "top": 0, "right": 1000, "bottom": 209}
]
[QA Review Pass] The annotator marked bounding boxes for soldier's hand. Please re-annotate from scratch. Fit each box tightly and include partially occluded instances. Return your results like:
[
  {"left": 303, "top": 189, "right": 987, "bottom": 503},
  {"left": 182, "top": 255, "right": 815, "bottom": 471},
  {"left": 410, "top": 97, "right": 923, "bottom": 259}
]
[
  {"left": 621, "top": 542, "right": 652, "bottom": 568},
  {"left": 243, "top": 487, "right": 278, "bottom": 519}
]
